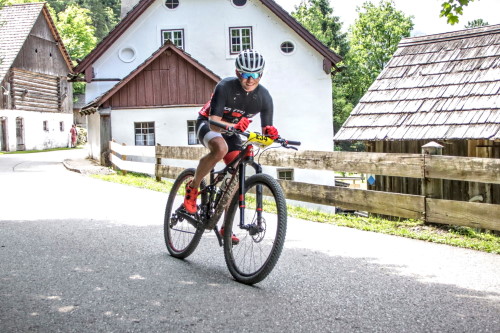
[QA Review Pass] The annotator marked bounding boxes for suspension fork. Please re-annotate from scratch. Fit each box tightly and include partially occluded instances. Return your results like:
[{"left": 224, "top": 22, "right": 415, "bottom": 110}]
[{"left": 238, "top": 155, "right": 263, "bottom": 228}]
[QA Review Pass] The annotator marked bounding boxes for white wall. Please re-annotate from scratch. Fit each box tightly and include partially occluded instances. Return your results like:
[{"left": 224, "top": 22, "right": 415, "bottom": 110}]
[
  {"left": 86, "top": 112, "right": 101, "bottom": 161},
  {"left": 111, "top": 106, "right": 201, "bottom": 147},
  {"left": 86, "top": 0, "right": 334, "bottom": 152},
  {"left": 0, "top": 109, "right": 73, "bottom": 151}
]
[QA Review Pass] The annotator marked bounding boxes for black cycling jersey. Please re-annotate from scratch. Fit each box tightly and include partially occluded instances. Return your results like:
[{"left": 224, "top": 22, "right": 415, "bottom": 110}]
[{"left": 199, "top": 77, "right": 273, "bottom": 126}]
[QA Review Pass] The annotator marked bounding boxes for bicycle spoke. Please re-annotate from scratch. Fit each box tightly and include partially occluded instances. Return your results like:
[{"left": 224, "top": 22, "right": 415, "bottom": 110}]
[
  {"left": 164, "top": 169, "right": 204, "bottom": 259},
  {"left": 223, "top": 174, "right": 287, "bottom": 284}
]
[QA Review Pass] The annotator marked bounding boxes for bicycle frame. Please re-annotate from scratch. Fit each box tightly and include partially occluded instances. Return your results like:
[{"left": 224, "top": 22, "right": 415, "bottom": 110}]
[{"left": 207, "top": 142, "right": 263, "bottom": 232}]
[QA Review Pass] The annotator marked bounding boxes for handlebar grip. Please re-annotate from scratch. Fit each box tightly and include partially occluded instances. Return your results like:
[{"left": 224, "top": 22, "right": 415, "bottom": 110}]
[{"left": 285, "top": 140, "right": 301, "bottom": 146}]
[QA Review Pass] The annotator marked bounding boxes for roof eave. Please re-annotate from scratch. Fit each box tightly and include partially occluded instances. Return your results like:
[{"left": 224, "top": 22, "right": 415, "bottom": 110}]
[
  {"left": 41, "top": 4, "right": 73, "bottom": 73},
  {"left": 259, "top": 0, "right": 342, "bottom": 66},
  {"left": 74, "top": 0, "right": 156, "bottom": 73},
  {"left": 86, "top": 42, "right": 221, "bottom": 109},
  {"left": 74, "top": 0, "right": 342, "bottom": 74}
]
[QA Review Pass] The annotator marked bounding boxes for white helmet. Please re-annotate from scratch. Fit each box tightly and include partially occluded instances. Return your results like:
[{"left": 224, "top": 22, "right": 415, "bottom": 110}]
[{"left": 235, "top": 49, "right": 265, "bottom": 73}]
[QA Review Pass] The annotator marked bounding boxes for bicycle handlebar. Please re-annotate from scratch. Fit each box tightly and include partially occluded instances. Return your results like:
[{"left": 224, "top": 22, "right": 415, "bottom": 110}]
[{"left": 208, "top": 119, "right": 301, "bottom": 148}]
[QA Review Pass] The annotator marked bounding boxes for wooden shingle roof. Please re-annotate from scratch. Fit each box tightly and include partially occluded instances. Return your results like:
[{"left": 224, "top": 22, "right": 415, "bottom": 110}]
[
  {"left": 0, "top": 3, "right": 72, "bottom": 83},
  {"left": 334, "top": 24, "right": 500, "bottom": 142}
]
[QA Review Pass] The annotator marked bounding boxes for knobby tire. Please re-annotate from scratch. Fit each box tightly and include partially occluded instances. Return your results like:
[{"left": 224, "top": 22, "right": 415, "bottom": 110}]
[
  {"left": 223, "top": 173, "right": 287, "bottom": 284},
  {"left": 164, "top": 168, "right": 205, "bottom": 259}
]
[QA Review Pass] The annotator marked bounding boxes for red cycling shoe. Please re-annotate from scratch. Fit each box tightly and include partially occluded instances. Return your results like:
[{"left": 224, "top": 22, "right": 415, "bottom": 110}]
[
  {"left": 183, "top": 181, "right": 199, "bottom": 214},
  {"left": 220, "top": 227, "right": 239, "bottom": 245}
]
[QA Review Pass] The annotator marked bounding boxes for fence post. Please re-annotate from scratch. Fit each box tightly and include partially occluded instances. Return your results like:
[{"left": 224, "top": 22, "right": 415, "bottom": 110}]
[
  {"left": 422, "top": 142, "right": 444, "bottom": 223},
  {"left": 155, "top": 143, "right": 161, "bottom": 182}
]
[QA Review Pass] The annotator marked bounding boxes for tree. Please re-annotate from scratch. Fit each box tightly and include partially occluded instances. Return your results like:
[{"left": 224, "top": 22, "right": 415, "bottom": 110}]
[
  {"left": 56, "top": 5, "right": 97, "bottom": 62},
  {"left": 440, "top": 0, "right": 478, "bottom": 25},
  {"left": 465, "top": 18, "right": 488, "bottom": 28},
  {"left": 74, "top": 0, "right": 119, "bottom": 42},
  {"left": 292, "top": 0, "right": 348, "bottom": 56},
  {"left": 347, "top": 0, "right": 414, "bottom": 102}
]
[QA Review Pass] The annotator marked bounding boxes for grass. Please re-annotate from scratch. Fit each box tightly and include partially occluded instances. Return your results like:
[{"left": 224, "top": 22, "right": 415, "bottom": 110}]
[
  {"left": 91, "top": 171, "right": 500, "bottom": 255},
  {"left": 1, "top": 147, "right": 83, "bottom": 154}
]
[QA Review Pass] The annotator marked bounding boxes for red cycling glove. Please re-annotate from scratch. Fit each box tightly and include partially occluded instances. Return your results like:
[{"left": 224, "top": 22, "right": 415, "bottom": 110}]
[
  {"left": 234, "top": 117, "right": 251, "bottom": 132},
  {"left": 264, "top": 125, "right": 279, "bottom": 140}
]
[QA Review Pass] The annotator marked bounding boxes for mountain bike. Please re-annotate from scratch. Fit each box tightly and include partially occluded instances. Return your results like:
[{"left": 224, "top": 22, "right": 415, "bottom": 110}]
[{"left": 164, "top": 120, "right": 300, "bottom": 285}]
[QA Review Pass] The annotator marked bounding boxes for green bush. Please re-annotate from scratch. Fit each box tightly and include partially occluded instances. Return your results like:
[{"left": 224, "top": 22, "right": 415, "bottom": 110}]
[{"left": 76, "top": 127, "right": 87, "bottom": 145}]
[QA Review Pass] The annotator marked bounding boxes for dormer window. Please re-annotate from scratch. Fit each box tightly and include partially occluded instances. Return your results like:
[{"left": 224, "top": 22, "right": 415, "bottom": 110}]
[
  {"left": 229, "top": 27, "right": 253, "bottom": 54},
  {"left": 162, "top": 29, "right": 184, "bottom": 49},
  {"left": 165, "top": 0, "right": 179, "bottom": 9}
]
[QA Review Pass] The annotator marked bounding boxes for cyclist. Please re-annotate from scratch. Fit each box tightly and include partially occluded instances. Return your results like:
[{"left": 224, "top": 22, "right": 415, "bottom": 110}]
[{"left": 183, "top": 49, "right": 279, "bottom": 220}]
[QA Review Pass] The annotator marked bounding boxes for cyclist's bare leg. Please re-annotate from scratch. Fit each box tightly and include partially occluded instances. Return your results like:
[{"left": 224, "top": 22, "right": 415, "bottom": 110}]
[{"left": 191, "top": 136, "right": 228, "bottom": 189}]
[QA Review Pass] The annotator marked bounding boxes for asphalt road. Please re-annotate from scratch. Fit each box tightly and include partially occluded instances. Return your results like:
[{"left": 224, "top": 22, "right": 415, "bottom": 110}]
[{"left": 1, "top": 149, "right": 499, "bottom": 332}]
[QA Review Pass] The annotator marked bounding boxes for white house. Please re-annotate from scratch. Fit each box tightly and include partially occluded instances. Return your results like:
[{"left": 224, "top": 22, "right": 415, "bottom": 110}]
[
  {"left": 75, "top": 0, "right": 341, "bottom": 185},
  {"left": 0, "top": 3, "right": 74, "bottom": 152}
]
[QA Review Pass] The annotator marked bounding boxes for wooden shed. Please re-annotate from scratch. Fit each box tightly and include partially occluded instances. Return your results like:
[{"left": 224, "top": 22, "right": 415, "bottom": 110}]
[
  {"left": 334, "top": 24, "right": 500, "bottom": 204},
  {"left": 0, "top": 3, "right": 73, "bottom": 151}
]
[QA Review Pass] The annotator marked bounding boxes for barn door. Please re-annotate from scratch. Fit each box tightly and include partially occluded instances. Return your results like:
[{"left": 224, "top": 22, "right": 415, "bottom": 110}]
[{"left": 16, "top": 117, "right": 25, "bottom": 151}]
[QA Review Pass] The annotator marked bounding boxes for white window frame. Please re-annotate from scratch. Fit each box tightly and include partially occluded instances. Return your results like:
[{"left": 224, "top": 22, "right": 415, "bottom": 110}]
[
  {"left": 229, "top": 26, "right": 253, "bottom": 55},
  {"left": 277, "top": 168, "right": 294, "bottom": 181},
  {"left": 135, "top": 122, "right": 155, "bottom": 146},
  {"left": 161, "top": 29, "right": 184, "bottom": 49},
  {"left": 187, "top": 120, "right": 198, "bottom": 145}
]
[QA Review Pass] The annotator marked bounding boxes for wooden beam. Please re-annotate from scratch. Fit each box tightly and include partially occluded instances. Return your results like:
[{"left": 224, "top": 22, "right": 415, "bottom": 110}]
[
  {"left": 427, "top": 199, "right": 500, "bottom": 231},
  {"left": 259, "top": 150, "right": 424, "bottom": 178},
  {"left": 278, "top": 180, "right": 425, "bottom": 220},
  {"left": 427, "top": 155, "right": 500, "bottom": 184},
  {"left": 156, "top": 146, "right": 207, "bottom": 160},
  {"left": 156, "top": 164, "right": 187, "bottom": 180}
]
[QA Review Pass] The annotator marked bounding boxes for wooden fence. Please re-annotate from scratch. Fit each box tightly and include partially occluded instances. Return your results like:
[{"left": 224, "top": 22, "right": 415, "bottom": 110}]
[{"left": 110, "top": 141, "right": 500, "bottom": 231}]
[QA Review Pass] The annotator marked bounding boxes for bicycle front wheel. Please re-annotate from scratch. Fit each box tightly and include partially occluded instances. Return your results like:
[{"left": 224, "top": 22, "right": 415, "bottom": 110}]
[
  {"left": 164, "top": 168, "right": 204, "bottom": 259},
  {"left": 223, "top": 173, "right": 287, "bottom": 284}
]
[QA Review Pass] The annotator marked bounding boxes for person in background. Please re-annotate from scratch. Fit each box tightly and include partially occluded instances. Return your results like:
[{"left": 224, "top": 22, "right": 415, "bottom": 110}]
[{"left": 70, "top": 124, "right": 78, "bottom": 148}]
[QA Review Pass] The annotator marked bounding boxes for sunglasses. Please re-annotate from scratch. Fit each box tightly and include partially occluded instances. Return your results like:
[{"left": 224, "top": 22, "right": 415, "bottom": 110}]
[{"left": 239, "top": 71, "right": 262, "bottom": 79}]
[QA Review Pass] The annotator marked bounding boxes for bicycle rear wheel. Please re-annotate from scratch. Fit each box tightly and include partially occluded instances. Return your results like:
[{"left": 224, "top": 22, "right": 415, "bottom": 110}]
[
  {"left": 164, "top": 168, "right": 205, "bottom": 259},
  {"left": 223, "top": 173, "right": 287, "bottom": 284}
]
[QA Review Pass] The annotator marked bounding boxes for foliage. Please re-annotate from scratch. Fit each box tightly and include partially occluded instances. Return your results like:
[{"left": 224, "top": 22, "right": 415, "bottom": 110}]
[
  {"left": 347, "top": 0, "right": 414, "bottom": 100},
  {"left": 292, "top": 0, "right": 413, "bottom": 134},
  {"left": 76, "top": 126, "right": 87, "bottom": 146},
  {"left": 292, "top": 0, "right": 353, "bottom": 132},
  {"left": 44, "top": 0, "right": 120, "bottom": 42},
  {"left": 465, "top": 18, "right": 489, "bottom": 28},
  {"left": 56, "top": 4, "right": 97, "bottom": 62},
  {"left": 293, "top": 0, "right": 348, "bottom": 55},
  {"left": 440, "top": 0, "right": 477, "bottom": 25}
]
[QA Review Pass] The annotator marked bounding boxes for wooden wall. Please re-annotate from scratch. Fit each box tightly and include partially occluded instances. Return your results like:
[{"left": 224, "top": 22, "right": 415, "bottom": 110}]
[
  {"left": 3, "top": 12, "right": 73, "bottom": 114},
  {"left": 105, "top": 50, "right": 216, "bottom": 108},
  {"left": 367, "top": 139, "right": 500, "bottom": 204},
  {"left": 13, "top": 14, "right": 70, "bottom": 77}
]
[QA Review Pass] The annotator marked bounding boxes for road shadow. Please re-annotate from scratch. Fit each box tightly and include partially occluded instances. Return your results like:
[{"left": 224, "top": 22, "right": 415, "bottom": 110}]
[{"left": 0, "top": 219, "right": 499, "bottom": 332}]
